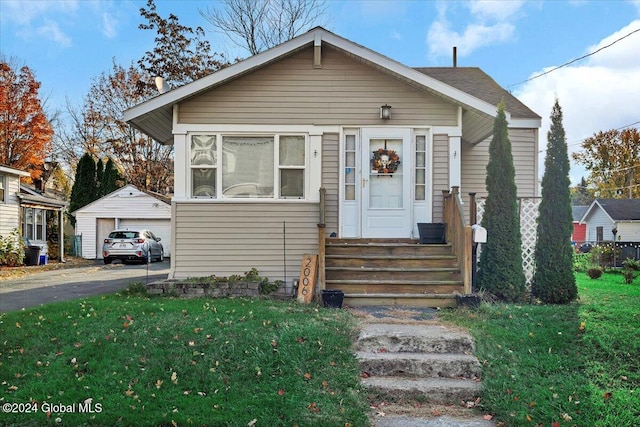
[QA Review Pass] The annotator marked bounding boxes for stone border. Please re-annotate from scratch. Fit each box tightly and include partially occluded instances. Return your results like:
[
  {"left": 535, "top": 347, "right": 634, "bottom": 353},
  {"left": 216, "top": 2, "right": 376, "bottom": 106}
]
[{"left": 147, "top": 279, "right": 261, "bottom": 298}]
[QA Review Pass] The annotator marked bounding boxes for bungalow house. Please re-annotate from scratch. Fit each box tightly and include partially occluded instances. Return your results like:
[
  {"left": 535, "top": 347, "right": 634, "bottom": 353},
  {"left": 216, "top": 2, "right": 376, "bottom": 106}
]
[
  {"left": 0, "top": 164, "right": 30, "bottom": 236},
  {"left": 124, "top": 27, "right": 541, "bottom": 306},
  {"left": 0, "top": 164, "right": 67, "bottom": 263},
  {"left": 579, "top": 198, "right": 640, "bottom": 262}
]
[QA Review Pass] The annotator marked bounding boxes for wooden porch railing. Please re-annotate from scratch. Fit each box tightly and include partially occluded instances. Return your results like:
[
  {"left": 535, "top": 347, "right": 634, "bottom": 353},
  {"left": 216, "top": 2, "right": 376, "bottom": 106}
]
[
  {"left": 317, "top": 187, "right": 326, "bottom": 293},
  {"left": 442, "top": 187, "right": 473, "bottom": 294}
]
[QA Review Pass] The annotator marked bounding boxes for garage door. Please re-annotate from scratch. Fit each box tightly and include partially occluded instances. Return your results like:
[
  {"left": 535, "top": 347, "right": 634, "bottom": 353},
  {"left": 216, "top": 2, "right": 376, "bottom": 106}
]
[{"left": 118, "top": 219, "right": 171, "bottom": 257}]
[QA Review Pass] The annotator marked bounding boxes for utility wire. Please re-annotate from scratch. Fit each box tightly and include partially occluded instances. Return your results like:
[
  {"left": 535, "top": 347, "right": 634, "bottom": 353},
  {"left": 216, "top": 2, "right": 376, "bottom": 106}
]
[
  {"left": 508, "top": 27, "right": 640, "bottom": 89},
  {"left": 539, "top": 119, "right": 640, "bottom": 154}
]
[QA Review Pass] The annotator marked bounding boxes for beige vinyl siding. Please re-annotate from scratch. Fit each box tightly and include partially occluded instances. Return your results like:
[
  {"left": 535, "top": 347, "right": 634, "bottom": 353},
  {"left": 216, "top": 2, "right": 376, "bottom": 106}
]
[
  {"left": 431, "top": 134, "right": 449, "bottom": 222},
  {"left": 179, "top": 46, "right": 457, "bottom": 126},
  {"left": 461, "top": 128, "right": 538, "bottom": 219},
  {"left": 173, "top": 202, "right": 318, "bottom": 281},
  {"left": 0, "top": 174, "right": 21, "bottom": 235},
  {"left": 322, "top": 133, "right": 339, "bottom": 234}
]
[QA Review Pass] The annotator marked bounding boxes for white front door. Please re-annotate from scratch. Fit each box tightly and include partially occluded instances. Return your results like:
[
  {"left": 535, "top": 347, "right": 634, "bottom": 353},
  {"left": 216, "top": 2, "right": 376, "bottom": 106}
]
[{"left": 361, "top": 128, "right": 412, "bottom": 238}]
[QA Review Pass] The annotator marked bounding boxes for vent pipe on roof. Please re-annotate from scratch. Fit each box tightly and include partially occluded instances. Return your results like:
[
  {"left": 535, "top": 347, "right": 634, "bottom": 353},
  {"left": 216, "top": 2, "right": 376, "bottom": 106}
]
[
  {"left": 155, "top": 76, "right": 170, "bottom": 94},
  {"left": 453, "top": 46, "right": 457, "bottom": 68}
]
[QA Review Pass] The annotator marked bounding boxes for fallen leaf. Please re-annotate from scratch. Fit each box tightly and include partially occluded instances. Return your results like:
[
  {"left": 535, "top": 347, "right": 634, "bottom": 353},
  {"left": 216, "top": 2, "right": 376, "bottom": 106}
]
[
  {"left": 321, "top": 380, "right": 329, "bottom": 388},
  {"left": 360, "top": 371, "right": 370, "bottom": 378},
  {"left": 483, "top": 414, "right": 493, "bottom": 420},
  {"left": 561, "top": 413, "right": 573, "bottom": 421},
  {"left": 156, "top": 380, "right": 163, "bottom": 389},
  {"left": 125, "top": 389, "right": 133, "bottom": 396},
  {"left": 432, "top": 409, "right": 441, "bottom": 416},
  {"left": 171, "top": 371, "right": 178, "bottom": 384},
  {"left": 526, "top": 414, "right": 532, "bottom": 421},
  {"left": 15, "top": 322, "right": 21, "bottom": 328},
  {"left": 378, "top": 347, "right": 388, "bottom": 353},
  {"left": 579, "top": 321, "right": 586, "bottom": 331},
  {"left": 278, "top": 389, "right": 285, "bottom": 396},
  {"left": 603, "top": 392, "right": 613, "bottom": 400},
  {"left": 123, "top": 322, "right": 130, "bottom": 328},
  {"left": 552, "top": 422, "right": 560, "bottom": 427},
  {"left": 304, "top": 372, "right": 312, "bottom": 380},
  {"left": 248, "top": 419, "right": 257, "bottom": 427}
]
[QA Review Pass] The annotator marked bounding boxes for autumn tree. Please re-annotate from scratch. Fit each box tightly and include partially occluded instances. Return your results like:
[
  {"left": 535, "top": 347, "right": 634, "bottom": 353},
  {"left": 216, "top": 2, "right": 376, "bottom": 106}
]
[
  {"left": 0, "top": 57, "right": 52, "bottom": 179},
  {"left": 201, "top": 0, "right": 327, "bottom": 56},
  {"left": 137, "top": 0, "right": 228, "bottom": 93},
  {"left": 533, "top": 100, "right": 577, "bottom": 304},
  {"left": 572, "top": 128, "right": 640, "bottom": 199},
  {"left": 478, "top": 102, "right": 526, "bottom": 302}
]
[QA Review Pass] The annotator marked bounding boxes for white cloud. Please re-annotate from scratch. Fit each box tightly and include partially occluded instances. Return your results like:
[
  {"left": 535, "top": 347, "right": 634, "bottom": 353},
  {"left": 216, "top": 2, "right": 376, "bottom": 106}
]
[
  {"left": 515, "top": 20, "right": 640, "bottom": 184},
  {"left": 1, "top": 0, "right": 78, "bottom": 25},
  {"left": 102, "top": 12, "right": 118, "bottom": 39},
  {"left": 427, "top": 0, "right": 525, "bottom": 59},
  {"left": 467, "top": 0, "right": 525, "bottom": 22},
  {"left": 36, "top": 20, "right": 72, "bottom": 48}
]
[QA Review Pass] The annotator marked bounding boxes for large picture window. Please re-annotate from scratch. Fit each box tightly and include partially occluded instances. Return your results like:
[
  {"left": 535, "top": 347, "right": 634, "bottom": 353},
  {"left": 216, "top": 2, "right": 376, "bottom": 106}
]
[
  {"left": 23, "top": 207, "right": 45, "bottom": 241},
  {"left": 189, "top": 133, "right": 306, "bottom": 199}
]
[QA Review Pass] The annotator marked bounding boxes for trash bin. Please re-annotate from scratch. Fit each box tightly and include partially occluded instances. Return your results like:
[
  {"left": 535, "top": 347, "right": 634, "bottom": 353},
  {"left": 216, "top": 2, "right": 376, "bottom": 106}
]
[{"left": 25, "top": 246, "right": 41, "bottom": 266}]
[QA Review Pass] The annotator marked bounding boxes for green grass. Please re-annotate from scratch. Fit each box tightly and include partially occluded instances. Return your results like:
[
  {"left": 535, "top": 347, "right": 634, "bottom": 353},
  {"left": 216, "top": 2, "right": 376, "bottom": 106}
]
[
  {"left": 0, "top": 291, "right": 370, "bottom": 426},
  {"left": 441, "top": 272, "right": 640, "bottom": 426}
]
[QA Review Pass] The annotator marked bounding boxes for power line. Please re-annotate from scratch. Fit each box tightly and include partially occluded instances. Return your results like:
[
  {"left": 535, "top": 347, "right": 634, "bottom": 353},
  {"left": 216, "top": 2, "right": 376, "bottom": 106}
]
[
  {"left": 508, "top": 27, "right": 640, "bottom": 89},
  {"left": 538, "top": 119, "right": 640, "bottom": 154}
]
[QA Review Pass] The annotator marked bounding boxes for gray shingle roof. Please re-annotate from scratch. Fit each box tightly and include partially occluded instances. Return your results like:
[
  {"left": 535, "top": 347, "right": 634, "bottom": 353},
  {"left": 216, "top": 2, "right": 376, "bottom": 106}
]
[
  {"left": 414, "top": 67, "right": 541, "bottom": 120},
  {"left": 572, "top": 206, "right": 589, "bottom": 222},
  {"left": 596, "top": 199, "right": 640, "bottom": 221}
]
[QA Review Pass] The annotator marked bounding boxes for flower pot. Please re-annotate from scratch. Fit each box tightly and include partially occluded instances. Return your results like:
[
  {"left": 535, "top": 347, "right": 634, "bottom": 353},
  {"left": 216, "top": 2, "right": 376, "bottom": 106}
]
[
  {"left": 418, "top": 223, "right": 446, "bottom": 244},
  {"left": 322, "top": 289, "right": 344, "bottom": 308}
]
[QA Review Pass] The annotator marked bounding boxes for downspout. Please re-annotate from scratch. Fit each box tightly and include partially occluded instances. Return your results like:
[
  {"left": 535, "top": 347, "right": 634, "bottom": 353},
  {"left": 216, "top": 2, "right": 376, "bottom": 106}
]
[{"left": 59, "top": 208, "right": 65, "bottom": 262}]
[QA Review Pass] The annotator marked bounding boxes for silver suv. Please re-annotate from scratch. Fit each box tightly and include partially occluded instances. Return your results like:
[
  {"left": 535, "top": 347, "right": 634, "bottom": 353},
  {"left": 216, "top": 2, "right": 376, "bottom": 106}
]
[{"left": 102, "top": 229, "right": 164, "bottom": 264}]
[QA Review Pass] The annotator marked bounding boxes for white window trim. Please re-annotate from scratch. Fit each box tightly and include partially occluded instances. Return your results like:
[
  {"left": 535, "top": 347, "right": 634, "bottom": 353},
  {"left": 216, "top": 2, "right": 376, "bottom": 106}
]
[{"left": 185, "top": 131, "right": 311, "bottom": 202}]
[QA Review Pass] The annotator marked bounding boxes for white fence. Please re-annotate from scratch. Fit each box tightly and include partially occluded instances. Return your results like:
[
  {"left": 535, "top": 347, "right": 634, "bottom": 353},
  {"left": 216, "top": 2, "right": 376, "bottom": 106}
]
[{"left": 476, "top": 197, "right": 541, "bottom": 286}]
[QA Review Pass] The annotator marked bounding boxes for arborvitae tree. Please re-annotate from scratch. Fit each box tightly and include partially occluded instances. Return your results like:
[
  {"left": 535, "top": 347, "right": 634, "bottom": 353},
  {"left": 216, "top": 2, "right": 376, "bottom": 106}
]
[
  {"left": 533, "top": 100, "right": 577, "bottom": 304},
  {"left": 101, "top": 158, "right": 124, "bottom": 196},
  {"left": 69, "top": 153, "right": 98, "bottom": 223},
  {"left": 95, "top": 158, "right": 104, "bottom": 196},
  {"left": 478, "top": 101, "right": 526, "bottom": 301}
]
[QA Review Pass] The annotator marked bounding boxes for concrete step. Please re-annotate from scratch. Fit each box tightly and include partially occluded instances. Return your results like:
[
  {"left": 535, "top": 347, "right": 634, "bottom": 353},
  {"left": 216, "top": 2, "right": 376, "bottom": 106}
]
[
  {"left": 374, "top": 415, "right": 494, "bottom": 427},
  {"left": 356, "top": 324, "right": 475, "bottom": 354},
  {"left": 358, "top": 352, "right": 482, "bottom": 379},
  {"left": 363, "top": 376, "right": 481, "bottom": 405}
]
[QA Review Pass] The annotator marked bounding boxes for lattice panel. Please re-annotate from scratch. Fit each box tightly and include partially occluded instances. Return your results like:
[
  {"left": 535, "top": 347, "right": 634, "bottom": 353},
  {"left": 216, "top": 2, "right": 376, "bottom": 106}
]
[{"left": 476, "top": 197, "right": 541, "bottom": 287}]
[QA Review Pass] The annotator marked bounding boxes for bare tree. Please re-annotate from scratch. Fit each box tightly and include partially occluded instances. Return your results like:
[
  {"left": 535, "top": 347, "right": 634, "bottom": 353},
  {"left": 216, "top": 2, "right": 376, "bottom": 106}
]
[
  {"left": 200, "top": 0, "right": 328, "bottom": 56},
  {"left": 138, "top": 0, "right": 228, "bottom": 93},
  {"left": 56, "top": 61, "right": 173, "bottom": 193}
]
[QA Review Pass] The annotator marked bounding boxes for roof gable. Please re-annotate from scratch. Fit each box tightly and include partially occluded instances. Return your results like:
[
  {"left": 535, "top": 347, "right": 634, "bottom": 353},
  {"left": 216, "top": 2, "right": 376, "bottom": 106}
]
[
  {"left": 582, "top": 198, "right": 640, "bottom": 222},
  {"left": 71, "top": 184, "right": 170, "bottom": 214},
  {"left": 124, "top": 26, "right": 540, "bottom": 144},
  {"left": 0, "top": 164, "right": 31, "bottom": 177}
]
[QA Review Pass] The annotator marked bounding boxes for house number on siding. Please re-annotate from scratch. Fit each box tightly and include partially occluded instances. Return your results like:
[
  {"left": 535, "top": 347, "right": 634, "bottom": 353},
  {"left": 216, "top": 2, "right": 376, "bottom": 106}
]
[{"left": 297, "top": 254, "right": 318, "bottom": 304}]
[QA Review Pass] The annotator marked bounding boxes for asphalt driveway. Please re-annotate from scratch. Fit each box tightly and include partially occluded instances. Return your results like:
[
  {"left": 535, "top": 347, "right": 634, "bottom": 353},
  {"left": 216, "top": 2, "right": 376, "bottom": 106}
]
[{"left": 0, "top": 260, "right": 170, "bottom": 313}]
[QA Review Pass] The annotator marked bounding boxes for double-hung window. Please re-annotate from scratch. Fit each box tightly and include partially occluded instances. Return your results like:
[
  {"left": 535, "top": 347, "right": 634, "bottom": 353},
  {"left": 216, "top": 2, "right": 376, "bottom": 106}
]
[{"left": 189, "top": 133, "right": 306, "bottom": 199}]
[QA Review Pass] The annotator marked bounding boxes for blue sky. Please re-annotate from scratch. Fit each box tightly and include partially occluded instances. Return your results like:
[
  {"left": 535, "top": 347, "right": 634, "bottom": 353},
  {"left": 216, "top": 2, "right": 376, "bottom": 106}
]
[{"left": 1, "top": 0, "right": 640, "bottom": 184}]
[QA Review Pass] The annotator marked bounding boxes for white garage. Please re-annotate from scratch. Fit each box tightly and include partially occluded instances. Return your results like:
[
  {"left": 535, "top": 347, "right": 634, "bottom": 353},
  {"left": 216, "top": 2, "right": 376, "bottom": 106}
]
[{"left": 72, "top": 185, "right": 172, "bottom": 259}]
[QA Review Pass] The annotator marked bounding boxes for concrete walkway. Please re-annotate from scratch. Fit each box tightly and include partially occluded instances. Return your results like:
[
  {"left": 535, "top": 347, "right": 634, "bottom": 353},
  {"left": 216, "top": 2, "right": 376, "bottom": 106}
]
[{"left": 348, "top": 306, "right": 495, "bottom": 427}]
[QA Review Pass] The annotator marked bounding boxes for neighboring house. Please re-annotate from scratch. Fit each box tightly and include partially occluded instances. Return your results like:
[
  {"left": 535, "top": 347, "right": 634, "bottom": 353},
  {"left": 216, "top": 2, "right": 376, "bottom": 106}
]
[
  {"left": 72, "top": 185, "right": 171, "bottom": 260},
  {"left": 571, "top": 205, "right": 588, "bottom": 245},
  {"left": 124, "top": 27, "right": 541, "bottom": 304},
  {"left": 0, "top": 164, "right": 30, "bottom": 236},
  {"left": 18, "top": 183, "right": 68, "bottom": 262},
  {"left": 580, "top": 199, "right": 640, "bottom": 243}
]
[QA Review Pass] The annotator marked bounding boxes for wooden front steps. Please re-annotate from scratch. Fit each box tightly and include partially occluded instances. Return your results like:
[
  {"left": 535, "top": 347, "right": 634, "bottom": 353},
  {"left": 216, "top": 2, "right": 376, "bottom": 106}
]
[{"left": 325, "top": 238, "right": 464, "bottom": 307}]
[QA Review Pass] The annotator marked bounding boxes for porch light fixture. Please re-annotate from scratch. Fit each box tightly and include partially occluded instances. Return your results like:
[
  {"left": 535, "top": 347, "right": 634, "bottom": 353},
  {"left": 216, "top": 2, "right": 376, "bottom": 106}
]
[{"left": 380, "top": 104, "right": 392, "bottom": 120}]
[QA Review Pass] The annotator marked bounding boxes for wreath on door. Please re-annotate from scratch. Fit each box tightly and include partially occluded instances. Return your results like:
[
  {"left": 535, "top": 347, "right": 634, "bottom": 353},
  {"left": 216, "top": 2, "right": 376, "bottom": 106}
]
[{"left": 371, "top": 148, "right": 400, "bottom": 174}]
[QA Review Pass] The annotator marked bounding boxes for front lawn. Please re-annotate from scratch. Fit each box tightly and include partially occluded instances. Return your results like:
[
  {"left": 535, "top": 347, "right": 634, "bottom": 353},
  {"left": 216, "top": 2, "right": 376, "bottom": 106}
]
[
  {"left": 441, "top": 272, "right": 640, "bottom": 426},
  {"left": 0, "top": 291, "right": 369, "bottom": 426}
]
